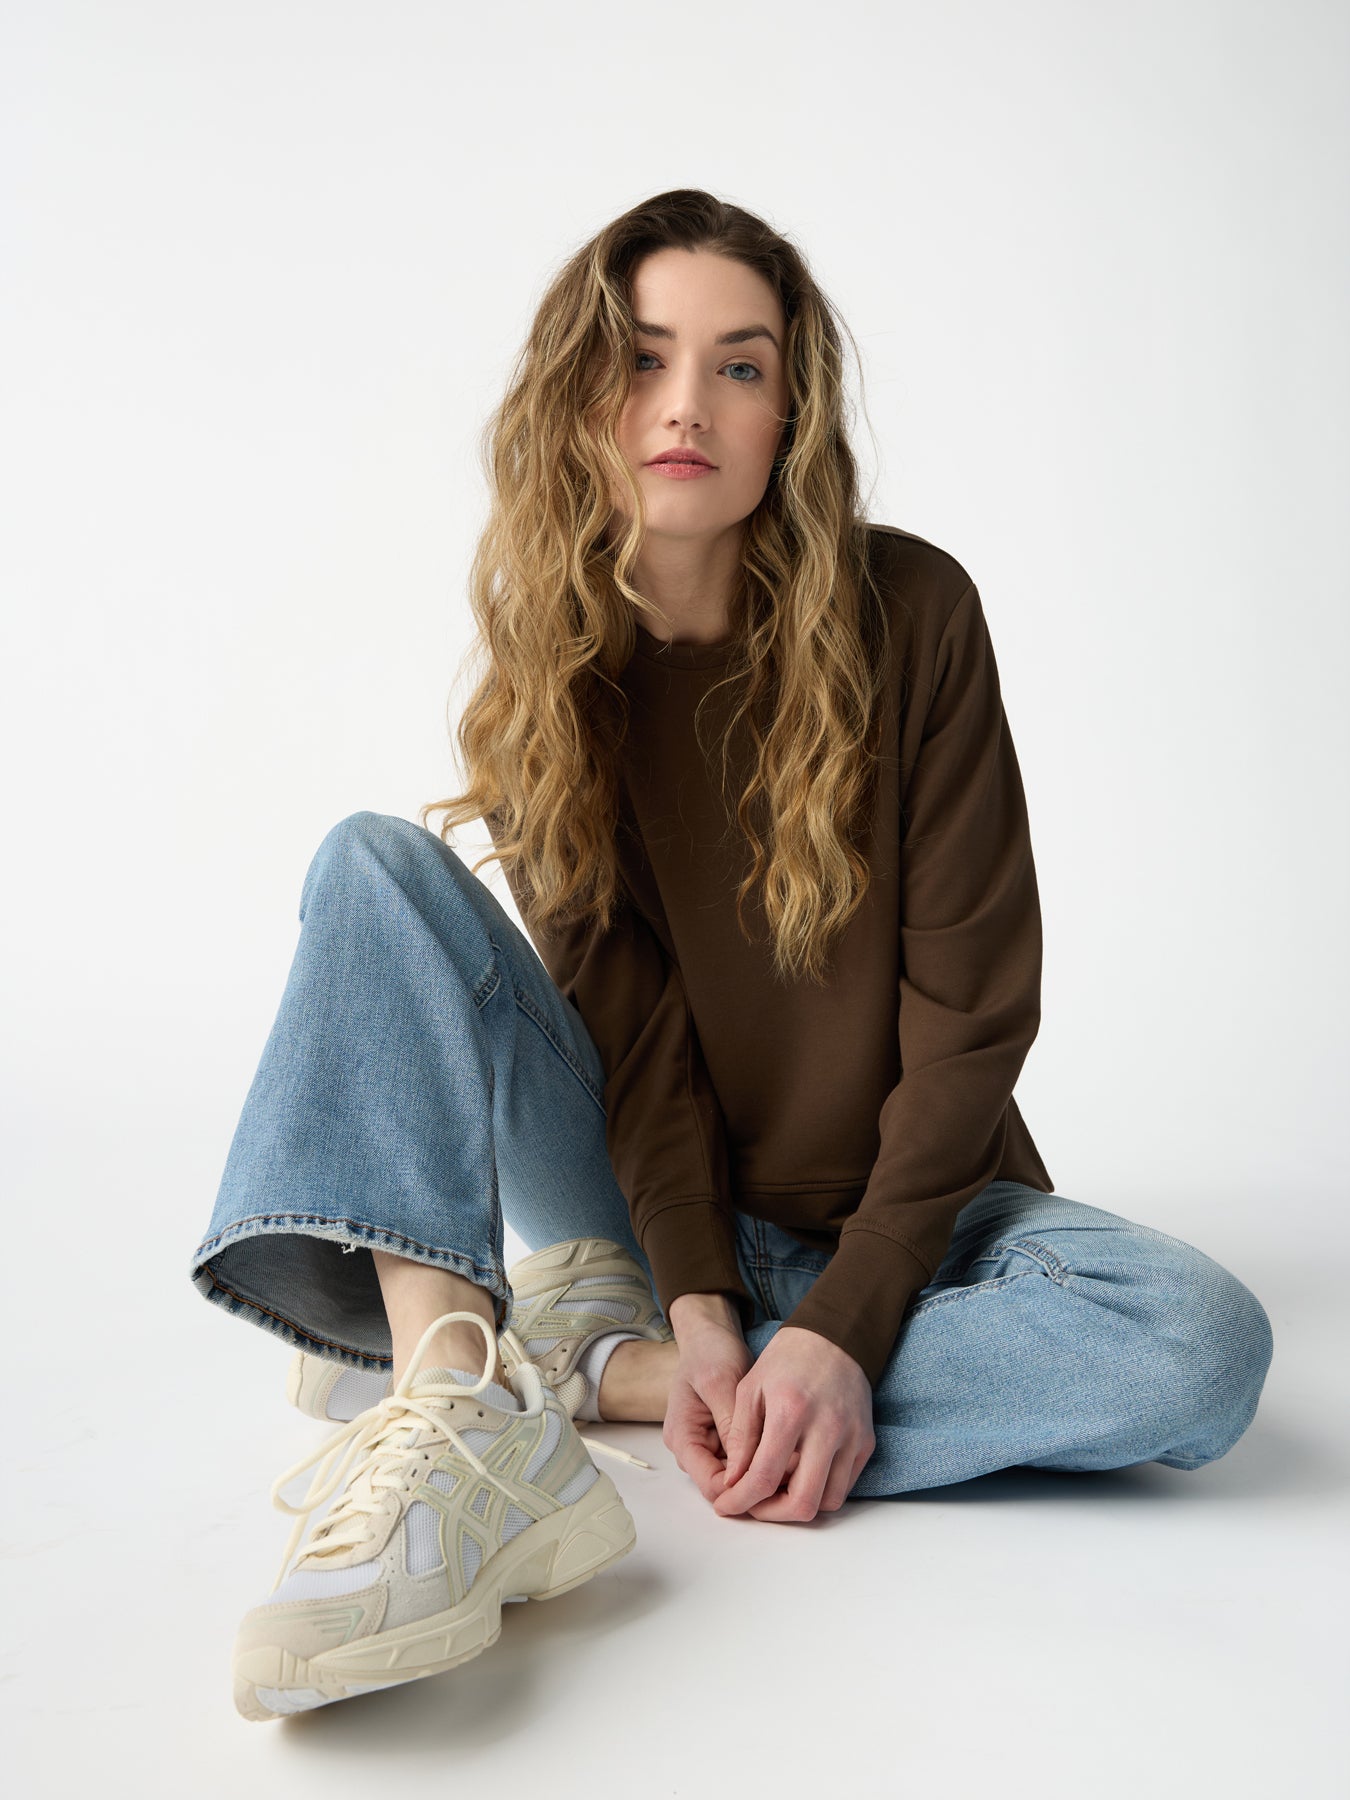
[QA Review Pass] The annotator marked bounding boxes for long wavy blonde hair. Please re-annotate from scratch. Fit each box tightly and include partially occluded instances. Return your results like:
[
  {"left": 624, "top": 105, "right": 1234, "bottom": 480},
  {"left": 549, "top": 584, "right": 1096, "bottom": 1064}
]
[{"left": 421, "top": 187, "right": 894, "bottom": 986}]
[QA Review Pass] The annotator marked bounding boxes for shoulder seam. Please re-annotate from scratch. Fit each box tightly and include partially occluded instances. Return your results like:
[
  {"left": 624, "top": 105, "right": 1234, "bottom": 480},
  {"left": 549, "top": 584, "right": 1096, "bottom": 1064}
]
[
  {"left": 865, "top": 521, "right": 977, "bottom": 597},
  {"left": 936, "top": 578, "right": 979, "bottom": 648}
]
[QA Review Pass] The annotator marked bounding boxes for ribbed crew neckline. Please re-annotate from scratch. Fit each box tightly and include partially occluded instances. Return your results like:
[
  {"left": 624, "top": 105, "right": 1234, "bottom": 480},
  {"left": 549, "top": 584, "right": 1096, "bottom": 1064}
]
[{"left": 631, "top": 621, "right": 735, "bottom": 669}]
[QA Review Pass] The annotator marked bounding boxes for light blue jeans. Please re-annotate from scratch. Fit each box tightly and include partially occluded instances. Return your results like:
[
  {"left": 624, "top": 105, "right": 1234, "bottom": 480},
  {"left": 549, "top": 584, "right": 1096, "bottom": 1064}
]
[{"left": 188, "top": 811, "right": 1274, "bottom": 1498}]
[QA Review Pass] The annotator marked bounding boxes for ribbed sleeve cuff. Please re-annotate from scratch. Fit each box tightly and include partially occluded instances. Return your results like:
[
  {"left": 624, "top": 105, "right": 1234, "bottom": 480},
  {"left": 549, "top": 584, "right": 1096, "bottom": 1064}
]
[
  {"left": 637, "top": 1198, "right": 758, "bottom": 1336},
  {"left": 781, "top": 1227, "right": 932, "bottom": 1388}
]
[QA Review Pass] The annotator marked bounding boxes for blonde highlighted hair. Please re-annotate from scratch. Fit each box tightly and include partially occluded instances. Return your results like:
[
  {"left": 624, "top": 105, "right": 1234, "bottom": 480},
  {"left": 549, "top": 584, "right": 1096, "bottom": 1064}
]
[{"left": 421, "top": 187, "right": 893, "bottom": 985}]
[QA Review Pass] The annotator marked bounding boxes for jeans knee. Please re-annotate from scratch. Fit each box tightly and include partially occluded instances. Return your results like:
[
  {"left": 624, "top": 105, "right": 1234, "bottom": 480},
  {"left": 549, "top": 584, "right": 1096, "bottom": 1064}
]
[
  {"left": 303, "top": 811, "right": 448, "bottom": 907},
  {"left": 1159, "top": 1266, "right": 1273, "bottom": 1463},
  {"left": 1206, "top": 1271, "right": 1273, "bottom": 1408},
  {"left": 325, "top": 809, "right": 425, "bottom": 861},
  {"left": 300, "top": 810, "right": 499, "bottom": 987}
]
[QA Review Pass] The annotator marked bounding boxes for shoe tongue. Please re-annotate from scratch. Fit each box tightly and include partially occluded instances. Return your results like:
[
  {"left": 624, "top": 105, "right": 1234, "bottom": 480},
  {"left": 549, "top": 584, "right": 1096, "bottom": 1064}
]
[{"left": 407, "top": 1365, "right": 522, "bottom": 1413}]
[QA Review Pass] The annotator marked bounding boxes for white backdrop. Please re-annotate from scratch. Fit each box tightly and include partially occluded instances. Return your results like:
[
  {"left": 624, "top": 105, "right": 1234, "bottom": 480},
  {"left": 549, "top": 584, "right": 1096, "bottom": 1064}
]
[{"left": 3, "top": 1, "right": 1346, "bottom": 1793}]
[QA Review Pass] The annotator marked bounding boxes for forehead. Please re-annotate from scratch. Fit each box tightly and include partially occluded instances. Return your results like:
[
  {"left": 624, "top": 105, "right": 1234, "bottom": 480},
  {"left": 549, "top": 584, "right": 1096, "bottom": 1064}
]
[{"left": 629, "top": 247, "right": 784, "bottom": 339}]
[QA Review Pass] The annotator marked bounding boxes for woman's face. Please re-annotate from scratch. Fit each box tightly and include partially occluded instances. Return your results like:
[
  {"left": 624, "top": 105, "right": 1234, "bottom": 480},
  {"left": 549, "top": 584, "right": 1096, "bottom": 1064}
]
[{"left": 608, "top": 247, "right": 789, "bottom": 545}]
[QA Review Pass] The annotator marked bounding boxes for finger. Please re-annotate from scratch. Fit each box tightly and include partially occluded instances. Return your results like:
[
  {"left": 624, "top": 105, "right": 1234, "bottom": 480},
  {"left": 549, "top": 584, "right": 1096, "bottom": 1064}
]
[
  {"left": 664, "top": 1398, "right": 710, "bottom": 1458},
  {"left": 681, "top": 1439, "right": 730, "bottom": 1501},
  {"left": 726, "top": 1452, "right": 801, "bottom": 1515},
  {"left": 816, "top": 1444, "right": 860, "bottom": 1515},
  {"left": 721, "top": 1383, "right": 765, "bottom": 1488},
  {"left": 701, "top": 1371, "right": 745, "bottom": 1458},
  {"left": 667, "top": 1410, "right": 728, "bottom": 1498},
  {"left": 714, "top": 1417, "right": 801, "bottom": 1516},
  {"left": 740, "top": 1443, "right": 835, "bottom": 1523},
  {"left": 710, "top": 1444, "right": 796, "bottom": 1493}
]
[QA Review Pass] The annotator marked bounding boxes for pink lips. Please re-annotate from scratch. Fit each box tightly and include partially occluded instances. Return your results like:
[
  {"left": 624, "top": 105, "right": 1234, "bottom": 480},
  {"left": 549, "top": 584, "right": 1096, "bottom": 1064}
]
[
  {"left": 647, "top": 452, "right": 716, "bottom": 483},
  {"left": 648, "top": 449, "right": 715, "bottom": 468},
  {"left": 649, "top": 461, "right": 715, "bottom": 479}
]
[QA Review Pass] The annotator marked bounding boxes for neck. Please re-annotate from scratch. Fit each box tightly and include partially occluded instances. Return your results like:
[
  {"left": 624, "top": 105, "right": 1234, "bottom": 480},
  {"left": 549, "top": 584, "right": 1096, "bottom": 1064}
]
[{"left": 625, "top": 524, "right": 742, "bottom": 647}]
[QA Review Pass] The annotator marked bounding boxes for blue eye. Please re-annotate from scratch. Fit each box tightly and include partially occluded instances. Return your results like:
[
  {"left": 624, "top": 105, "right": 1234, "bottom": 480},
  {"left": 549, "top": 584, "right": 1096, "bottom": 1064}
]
[{"left": 634, "top": 352, "right": 762, "bottom": 383}]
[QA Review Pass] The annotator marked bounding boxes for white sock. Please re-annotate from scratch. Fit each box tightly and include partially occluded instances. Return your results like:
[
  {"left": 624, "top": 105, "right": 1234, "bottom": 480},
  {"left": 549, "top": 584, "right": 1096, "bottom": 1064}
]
[{"left": 572, "top": 1331, "right": 643, "bottom": 1422}]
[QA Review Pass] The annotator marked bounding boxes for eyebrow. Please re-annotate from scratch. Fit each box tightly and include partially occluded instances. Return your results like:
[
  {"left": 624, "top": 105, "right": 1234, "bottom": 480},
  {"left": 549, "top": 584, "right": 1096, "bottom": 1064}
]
[{"left": 633, "top": 318, "right": 781, "bottom": 353}]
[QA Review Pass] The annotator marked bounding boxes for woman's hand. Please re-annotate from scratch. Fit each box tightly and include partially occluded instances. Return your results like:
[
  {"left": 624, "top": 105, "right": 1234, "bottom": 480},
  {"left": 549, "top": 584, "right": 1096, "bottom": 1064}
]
[
  {"left": 712, "top": 1326, "right": 876, "bottom": 1523},
  {"left": 662, "top": 1315, "right": 755, "bottom": 1503}
]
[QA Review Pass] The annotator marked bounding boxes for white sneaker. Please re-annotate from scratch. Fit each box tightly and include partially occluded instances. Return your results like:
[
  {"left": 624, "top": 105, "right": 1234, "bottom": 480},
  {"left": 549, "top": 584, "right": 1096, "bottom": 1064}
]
[
  {"left": 505, "top": 1237, "right": 674, "bottom": 1419},
  {"left": 284, "top": 1238, "right": 671, "bottom": 1425},
  {"left": 234, "top": 1311, "right": 641, "bottom": 1721},
  {"left": 284, "top": 1349, "right": 392, "bottom": 1423}
]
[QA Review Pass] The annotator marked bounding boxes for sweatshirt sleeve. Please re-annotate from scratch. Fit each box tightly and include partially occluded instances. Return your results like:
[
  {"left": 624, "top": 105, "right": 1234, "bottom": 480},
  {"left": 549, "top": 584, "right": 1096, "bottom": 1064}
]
[
  {"left": 782, "top": 582, "right": 1045, "bottom": 1387},
  {"left": 488, "top": 834, "right": 758, "bottom": 1336}
]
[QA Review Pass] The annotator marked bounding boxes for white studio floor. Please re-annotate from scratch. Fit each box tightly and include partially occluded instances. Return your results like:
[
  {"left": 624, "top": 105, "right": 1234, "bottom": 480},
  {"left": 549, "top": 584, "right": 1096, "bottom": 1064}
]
[{"left": 8, "top": 1208, "right": 1342, "bottom": 1800}]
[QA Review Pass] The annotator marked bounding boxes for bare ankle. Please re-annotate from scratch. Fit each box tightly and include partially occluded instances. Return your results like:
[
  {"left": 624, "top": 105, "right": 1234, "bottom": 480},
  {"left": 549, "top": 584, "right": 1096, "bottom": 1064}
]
[
  {"left": 597, "top": 1338, "right": 678, "bottom": 1422},
  {"left": 371, "top": 1249, "right": 507, "bottom": 1390},
  {"left": 399, "top": 1327, "right": 507, "bottom": 1390}
]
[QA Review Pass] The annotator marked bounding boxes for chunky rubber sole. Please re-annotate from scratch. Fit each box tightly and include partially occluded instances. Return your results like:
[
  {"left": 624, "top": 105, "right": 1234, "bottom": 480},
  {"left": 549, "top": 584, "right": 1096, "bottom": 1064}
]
[{"left": 233, "top": 1472, "right": 636, "bottom": 1722}]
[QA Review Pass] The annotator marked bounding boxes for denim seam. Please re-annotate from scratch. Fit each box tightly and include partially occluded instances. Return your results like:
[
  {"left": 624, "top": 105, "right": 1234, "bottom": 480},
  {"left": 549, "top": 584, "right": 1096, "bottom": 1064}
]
[
  {"left": 471, "top": 957, "right": 501, "bottom": 1008},
  {"left": 980, "top": 1238, "right": 1072, "bottom": 1282},
  {"left": 907, "top": 1267, "right": 1044, "bottom": 1314},
  {"left": 195, "top": 1264, "right": 398, "bottom": 1364},
  {"left": 509, "top": 982, "right": 605, "bottom": 1109},
  {"left": 191, "top": 1213, "right": 509, "bottom": 1295},
  {"left": 751, "top": 1218, "right": 781, "bottom": 1318}
]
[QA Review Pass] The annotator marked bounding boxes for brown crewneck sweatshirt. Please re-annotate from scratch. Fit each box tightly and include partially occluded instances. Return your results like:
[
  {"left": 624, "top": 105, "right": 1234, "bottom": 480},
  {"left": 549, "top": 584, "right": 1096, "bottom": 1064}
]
[{"left": 490, "top": 524, "right": 1053, "bottom": 1386}]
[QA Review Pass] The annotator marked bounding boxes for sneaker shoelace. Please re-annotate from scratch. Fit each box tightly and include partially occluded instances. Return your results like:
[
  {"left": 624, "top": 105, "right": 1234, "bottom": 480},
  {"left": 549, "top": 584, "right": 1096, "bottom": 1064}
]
[{"left": 268, "top": 1315, "right": 651, "bottom": 1593}]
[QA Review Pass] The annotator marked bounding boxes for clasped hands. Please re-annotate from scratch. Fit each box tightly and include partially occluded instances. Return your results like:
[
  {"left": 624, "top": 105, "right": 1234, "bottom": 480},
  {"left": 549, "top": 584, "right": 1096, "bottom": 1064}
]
[{"left": 662, "top": 1314, "right": 876, "bottom": 1523}]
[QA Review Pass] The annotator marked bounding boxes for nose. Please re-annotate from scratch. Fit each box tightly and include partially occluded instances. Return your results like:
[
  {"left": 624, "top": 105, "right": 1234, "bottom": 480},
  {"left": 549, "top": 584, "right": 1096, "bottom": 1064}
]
[
  {"left": 660, "top": 362, "right": 715, "bottom": 431},
  {"left": 665, "top": 401, "right": 707, "bottom": 430}
]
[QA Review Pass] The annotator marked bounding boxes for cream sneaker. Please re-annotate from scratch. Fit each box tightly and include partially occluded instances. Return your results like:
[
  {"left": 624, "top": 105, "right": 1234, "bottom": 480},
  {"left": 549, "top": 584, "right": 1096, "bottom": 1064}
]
[
  {"left": 284, "top": 1238, "right": 672, "bottom": 1425},
  {"left": 284, "top": 1349, "right": 392, "bottom": 1423},
  {"left": 505, "top": 1237, "right": 674, "bottom": 1418},
  {"left": 235, "top": 1311, "right": 643, "bottom": 1721}
]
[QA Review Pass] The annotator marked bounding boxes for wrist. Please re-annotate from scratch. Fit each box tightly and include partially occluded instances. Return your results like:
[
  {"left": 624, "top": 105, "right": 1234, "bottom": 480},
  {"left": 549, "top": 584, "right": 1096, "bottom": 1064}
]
[{"left": 668, "top": 1291, "right": 743, "bottom": 1340}]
